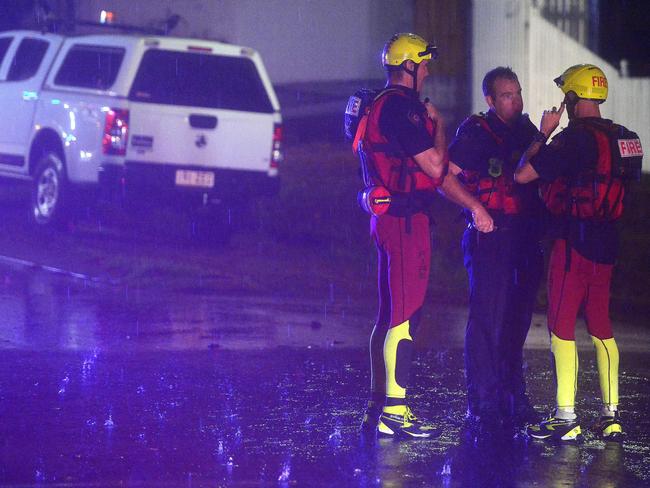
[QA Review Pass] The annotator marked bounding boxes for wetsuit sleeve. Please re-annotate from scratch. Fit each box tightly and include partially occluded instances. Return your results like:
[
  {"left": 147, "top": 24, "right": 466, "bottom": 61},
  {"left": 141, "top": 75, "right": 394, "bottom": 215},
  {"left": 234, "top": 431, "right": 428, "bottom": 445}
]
[
  {"left": 378, "top": 95, "right": 434, "bottom": 157},
  {"left": 448, "top": 119, "right": 492, "bottom": 172},
  {"left": 530, "top": 128, "right": 596, "bottom": 181}
]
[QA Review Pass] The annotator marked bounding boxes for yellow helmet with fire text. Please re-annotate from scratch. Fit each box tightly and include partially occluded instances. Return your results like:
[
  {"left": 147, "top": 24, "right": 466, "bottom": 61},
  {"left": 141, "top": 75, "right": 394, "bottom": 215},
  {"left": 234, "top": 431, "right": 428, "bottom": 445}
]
[{"left": 554, "top": 64, "right": 608, "bottom": 102}]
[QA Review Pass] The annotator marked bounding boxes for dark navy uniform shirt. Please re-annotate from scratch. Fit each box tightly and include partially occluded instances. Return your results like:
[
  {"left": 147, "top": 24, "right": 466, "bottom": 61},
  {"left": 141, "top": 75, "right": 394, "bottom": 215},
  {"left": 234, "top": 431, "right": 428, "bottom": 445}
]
[
  {"left": 449, "top": 109, "right": 542, "bottom": 228},
  {"left": 531, "top": 117, "right": 619, "bottom": 264},
  {"left": 378, "top": 85, "right": 434, "bottom": 157}
]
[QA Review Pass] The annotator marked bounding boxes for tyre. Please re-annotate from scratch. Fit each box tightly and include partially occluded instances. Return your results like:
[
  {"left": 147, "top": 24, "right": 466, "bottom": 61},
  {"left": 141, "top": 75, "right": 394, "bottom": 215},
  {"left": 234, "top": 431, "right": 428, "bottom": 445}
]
[{"left": 30, "top": 151, "right": 68, "bottom": 228}]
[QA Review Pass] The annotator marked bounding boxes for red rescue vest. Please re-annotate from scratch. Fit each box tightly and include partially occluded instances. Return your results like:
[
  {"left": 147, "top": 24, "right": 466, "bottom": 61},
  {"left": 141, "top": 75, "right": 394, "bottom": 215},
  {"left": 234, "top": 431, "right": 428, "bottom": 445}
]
[
  {"left": 540, "top": 119, "right": 642, "bottom": 221},
  {"left": 356, "top": 89, "right": 444, "bottom": 193},
  {"left": 458, "top": 114, "right": 522, "bottom": 214}
]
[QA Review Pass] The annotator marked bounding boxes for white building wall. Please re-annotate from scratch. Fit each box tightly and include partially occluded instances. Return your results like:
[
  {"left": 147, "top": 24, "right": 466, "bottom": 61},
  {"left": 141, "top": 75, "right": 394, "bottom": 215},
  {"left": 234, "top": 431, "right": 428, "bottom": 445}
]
[
  {"left": 471, "top": 1, "right": 530, "bottom": 116},
  {"left": 472, "top": 0, "right": 650, "bottom": 171},
  {"left": 75, "top": 0, "right": 414, "bottom": 84}
]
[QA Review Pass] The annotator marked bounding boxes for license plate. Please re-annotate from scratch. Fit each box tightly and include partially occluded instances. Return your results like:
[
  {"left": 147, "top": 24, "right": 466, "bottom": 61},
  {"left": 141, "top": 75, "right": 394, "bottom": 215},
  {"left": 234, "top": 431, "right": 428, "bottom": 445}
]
[{"left": 175, "top": 169, "right": 215, "bottom": 188}]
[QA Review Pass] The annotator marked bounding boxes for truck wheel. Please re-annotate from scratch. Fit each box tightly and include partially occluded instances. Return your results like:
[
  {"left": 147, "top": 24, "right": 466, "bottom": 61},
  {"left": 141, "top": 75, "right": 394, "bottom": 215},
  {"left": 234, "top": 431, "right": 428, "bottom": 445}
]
[{"left": 30, "top": 151, "right": 68, "bottom": 227}]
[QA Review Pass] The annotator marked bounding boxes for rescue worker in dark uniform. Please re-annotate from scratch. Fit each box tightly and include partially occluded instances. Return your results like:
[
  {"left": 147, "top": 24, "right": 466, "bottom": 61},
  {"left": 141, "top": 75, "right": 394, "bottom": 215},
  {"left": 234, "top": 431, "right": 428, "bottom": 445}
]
[
  {"left": 356, "top": 33, "right": 494, "bottom": 438},
  {"left": 516, "top": 64, "right": 642, "bottom": 442},
  {"left": 448, "top": 67, "right": 544, "bottom": 432}
]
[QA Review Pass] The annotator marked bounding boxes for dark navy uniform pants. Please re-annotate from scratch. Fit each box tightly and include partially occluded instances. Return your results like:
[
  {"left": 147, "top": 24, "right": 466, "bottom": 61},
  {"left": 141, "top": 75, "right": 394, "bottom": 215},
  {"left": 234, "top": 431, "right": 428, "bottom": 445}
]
[{"left": 462, "top": 224, "right": 543, "bottom": 417}]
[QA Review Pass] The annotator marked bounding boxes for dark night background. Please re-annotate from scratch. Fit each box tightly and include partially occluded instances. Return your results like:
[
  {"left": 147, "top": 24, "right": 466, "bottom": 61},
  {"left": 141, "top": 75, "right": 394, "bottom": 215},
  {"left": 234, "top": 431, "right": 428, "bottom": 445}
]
[
  {"left": 0, "top": 0, "right": 648, "bottom": 75},
  {"left": 598, "top": 0, "right": 650, "bottom": 76},
  {"left": 1, "top": 0, "right": 650, "bottom": 76}
]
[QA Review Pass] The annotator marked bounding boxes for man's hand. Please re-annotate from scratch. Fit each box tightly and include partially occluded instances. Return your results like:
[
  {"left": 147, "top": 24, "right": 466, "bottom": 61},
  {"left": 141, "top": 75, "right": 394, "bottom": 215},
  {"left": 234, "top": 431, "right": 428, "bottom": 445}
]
[
  {"left": 470, "top": 204, "right": 494, "bottom": 233},
  {"left": 515, "top": 102, "right": 563, "bottom": 184},
  {"left": 424, "top": 98, "right": 442, "bottom": 124},
  {"left": 540, "top": 102, "right": 565, "bottom": 137},
  {"left": 438, "top": 165, "right": 494, "bottom": 231}
]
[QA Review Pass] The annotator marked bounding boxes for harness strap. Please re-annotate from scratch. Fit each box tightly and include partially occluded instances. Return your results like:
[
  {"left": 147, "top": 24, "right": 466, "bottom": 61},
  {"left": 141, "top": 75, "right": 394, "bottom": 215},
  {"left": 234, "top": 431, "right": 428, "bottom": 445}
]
[
  {"left": 471, "top": 114, "right": 504, "bottom": 145},
  {"left": 562, "top": 120, "right": 619, "bottom": 270},
  {"left": 354, "top": 88, "right": 403, "bottom": 189},
  {"left": 465, "top": 114, "right": 505, "bottom": 212}
]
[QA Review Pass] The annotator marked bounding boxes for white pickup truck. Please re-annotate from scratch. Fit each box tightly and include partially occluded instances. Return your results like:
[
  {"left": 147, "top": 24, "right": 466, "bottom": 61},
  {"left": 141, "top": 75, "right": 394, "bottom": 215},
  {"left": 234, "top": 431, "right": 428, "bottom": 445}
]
[{"left": 0, "top": 30, "right": 282, "bottom": 234}]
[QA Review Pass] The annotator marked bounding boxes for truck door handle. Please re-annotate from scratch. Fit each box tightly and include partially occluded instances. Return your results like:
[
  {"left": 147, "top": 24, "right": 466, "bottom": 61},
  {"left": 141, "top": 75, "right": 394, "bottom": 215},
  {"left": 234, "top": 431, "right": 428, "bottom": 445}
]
[{"left": 189, "top": 115, "right": 218, "bottom": 129}]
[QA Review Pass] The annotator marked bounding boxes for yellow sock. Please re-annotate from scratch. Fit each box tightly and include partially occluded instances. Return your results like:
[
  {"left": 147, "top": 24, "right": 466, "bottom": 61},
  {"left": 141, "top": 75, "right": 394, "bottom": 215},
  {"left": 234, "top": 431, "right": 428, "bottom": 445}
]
[
  {"left": 551, "top": 333, "right": 578, "bottom": 410},
  {"left": 384, "top": 320, "right": 412, "bottom": 402},
  {"left": 383, "top": 404, "right": 407, "bottom": 416},
  {"left": 591, "top": 336, "right": 619, "bottom": 407}
]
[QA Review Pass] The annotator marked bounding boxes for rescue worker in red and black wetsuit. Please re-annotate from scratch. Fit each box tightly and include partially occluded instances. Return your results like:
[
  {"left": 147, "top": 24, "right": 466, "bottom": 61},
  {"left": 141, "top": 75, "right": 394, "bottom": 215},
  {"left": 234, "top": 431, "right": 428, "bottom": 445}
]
[
  {"left": 516, "top": 64, "right": 643, "bottom": 442},
  {"left": 448, "top": 67, "right": 544, "bottom": 434},
  {"left": 358, "top": 33, "right": 494, "bottom": 438}
]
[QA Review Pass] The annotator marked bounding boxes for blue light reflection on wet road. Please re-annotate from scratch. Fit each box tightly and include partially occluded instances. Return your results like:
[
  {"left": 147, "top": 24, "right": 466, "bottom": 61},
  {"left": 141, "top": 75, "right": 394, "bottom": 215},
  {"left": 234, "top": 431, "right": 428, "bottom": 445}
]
[
  {"left": 0, "top": 265, "right": 649, "bottom": 486},
  {"left": 1, "top": 348, "right": 648, "bottom": 486}
]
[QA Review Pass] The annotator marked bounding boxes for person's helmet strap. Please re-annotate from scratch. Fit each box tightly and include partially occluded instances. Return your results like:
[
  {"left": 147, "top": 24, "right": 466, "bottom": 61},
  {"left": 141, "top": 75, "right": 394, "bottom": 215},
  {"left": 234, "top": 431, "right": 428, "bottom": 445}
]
[{"left": 402, "top": 61, "right": 420, "bottom": 93}]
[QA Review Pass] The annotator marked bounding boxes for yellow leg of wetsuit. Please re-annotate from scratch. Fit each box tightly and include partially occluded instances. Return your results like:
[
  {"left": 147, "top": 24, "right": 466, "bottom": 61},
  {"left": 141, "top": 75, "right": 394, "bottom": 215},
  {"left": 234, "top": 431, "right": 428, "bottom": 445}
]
[
  {"left": 383, "top": 320, "right": 412, "bottom": 416},
  {"left": 551, "top": 333, "right": 579, "bottom": 410},
  {"left": 591, "top": 336, "right": 619, "bottom": 407}
]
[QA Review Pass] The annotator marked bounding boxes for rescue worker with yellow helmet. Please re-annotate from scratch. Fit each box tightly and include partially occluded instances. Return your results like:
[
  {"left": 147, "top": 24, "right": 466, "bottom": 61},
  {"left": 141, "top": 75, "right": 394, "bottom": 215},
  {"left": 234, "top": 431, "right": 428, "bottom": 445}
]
[
  {"left": 516, "top": 64, "right": 643, "bottom": 441},
  {"left": 356, "top": 33, "right": 493, "bottom": 438}
]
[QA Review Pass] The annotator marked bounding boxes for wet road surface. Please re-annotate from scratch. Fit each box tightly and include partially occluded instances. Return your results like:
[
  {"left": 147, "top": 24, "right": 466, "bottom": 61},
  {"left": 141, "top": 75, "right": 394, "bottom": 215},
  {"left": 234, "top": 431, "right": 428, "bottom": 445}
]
[
  {"left": 1, "top": 260, "right": 649, "bottom": 487},
  {"left": 1, "top": 174, "right": 650, "bottom": 486}
]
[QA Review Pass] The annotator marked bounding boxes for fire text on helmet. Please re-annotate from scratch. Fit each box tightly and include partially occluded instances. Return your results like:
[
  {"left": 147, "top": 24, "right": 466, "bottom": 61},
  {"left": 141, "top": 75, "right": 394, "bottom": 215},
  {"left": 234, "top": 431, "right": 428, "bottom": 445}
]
[{"left": 592, "top": 76, "right": 607, "bottom": 87}]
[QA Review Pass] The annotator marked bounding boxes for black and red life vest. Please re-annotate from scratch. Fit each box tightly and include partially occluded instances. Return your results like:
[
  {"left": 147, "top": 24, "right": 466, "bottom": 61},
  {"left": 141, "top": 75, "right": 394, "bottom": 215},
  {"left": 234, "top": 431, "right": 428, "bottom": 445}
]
[
  {"left": 457, "top": 114, "right": 524, "bottom": 215},
  {"left": 540, "top": 118, "right": 642, "bottom": 221},
  {"left": 354, "top": 89, "right": 444, "bottom": 194}
]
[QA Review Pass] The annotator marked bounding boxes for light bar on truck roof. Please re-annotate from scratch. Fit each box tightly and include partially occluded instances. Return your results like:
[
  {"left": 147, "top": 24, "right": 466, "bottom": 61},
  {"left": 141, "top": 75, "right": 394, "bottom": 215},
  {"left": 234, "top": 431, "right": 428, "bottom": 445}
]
[{"left": 100, "top": 10, "right": 115, "bottom": 24}]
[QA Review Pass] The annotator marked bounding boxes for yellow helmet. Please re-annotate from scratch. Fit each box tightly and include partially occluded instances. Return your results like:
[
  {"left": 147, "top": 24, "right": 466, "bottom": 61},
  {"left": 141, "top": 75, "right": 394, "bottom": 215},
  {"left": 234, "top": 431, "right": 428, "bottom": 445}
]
[
  {"left": 382, "top": 33, "right": 437, "bottom": 67},
  {"left": 553, "top": 64, "right": 608, "bottom": 102}
]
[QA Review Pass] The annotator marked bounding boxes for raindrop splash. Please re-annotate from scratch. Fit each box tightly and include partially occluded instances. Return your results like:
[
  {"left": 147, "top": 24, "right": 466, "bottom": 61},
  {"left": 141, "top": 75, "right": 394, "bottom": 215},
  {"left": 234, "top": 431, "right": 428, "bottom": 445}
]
[
  {"left": 81, "top": 348, "right": 100, "bottom": 382},
  {"left": 58, "top": 373, "right": 70, "bottom": 396},
  {"left": 104, "top": 411, "right": 115, "bottom": 429},
  {"left": 440, "top": 458, "right": 451, "bottom": 476},
  {"left": 278, "top": 459, "right": 291, "bottom": 483},
  {"left": 328, "top": 426, "right": 342, "bottom": 448}
]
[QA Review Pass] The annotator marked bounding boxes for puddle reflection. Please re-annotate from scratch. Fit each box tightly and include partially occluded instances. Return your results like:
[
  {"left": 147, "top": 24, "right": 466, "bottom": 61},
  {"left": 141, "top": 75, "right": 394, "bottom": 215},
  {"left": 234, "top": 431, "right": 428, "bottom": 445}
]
[
  {"left": 0, "top": 266, "right": 647, "bottom": 486},
  {"left": 0, "top": 264, "right": 369, "bottom": 351}
]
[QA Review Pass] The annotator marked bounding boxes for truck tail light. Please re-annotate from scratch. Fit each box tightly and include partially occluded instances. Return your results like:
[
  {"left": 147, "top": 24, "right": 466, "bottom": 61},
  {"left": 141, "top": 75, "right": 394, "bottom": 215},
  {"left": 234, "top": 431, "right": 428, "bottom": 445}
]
[
  {"left": 270, "top": 123, "right": 283, "bottom": 170},
  {"left": 102, "top": 109, "right": 129, "bottom": 155}
]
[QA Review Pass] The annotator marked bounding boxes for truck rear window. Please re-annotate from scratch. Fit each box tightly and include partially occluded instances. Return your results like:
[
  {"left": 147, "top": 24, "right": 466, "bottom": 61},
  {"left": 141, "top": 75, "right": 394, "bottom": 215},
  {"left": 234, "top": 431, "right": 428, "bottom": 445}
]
[
  {"left": 129, "top": 49, "right": 274, "bottom": 113},
  {"left": 54, "top": 45, "right": 125, "bottom": 89}
]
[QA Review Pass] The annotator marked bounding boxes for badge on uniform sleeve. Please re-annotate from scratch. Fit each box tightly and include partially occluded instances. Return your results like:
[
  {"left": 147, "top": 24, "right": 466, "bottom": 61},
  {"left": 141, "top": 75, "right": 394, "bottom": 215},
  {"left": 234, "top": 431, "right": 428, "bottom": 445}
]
[
  {"left": 346, "top": 96, "right": 361, "bottom": 116},
  {"left": 488, "top": 157, "right": 503, "bottom": 177},
  {"left": 408, "top": 110, "right": 422, "bottom": 127}
]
